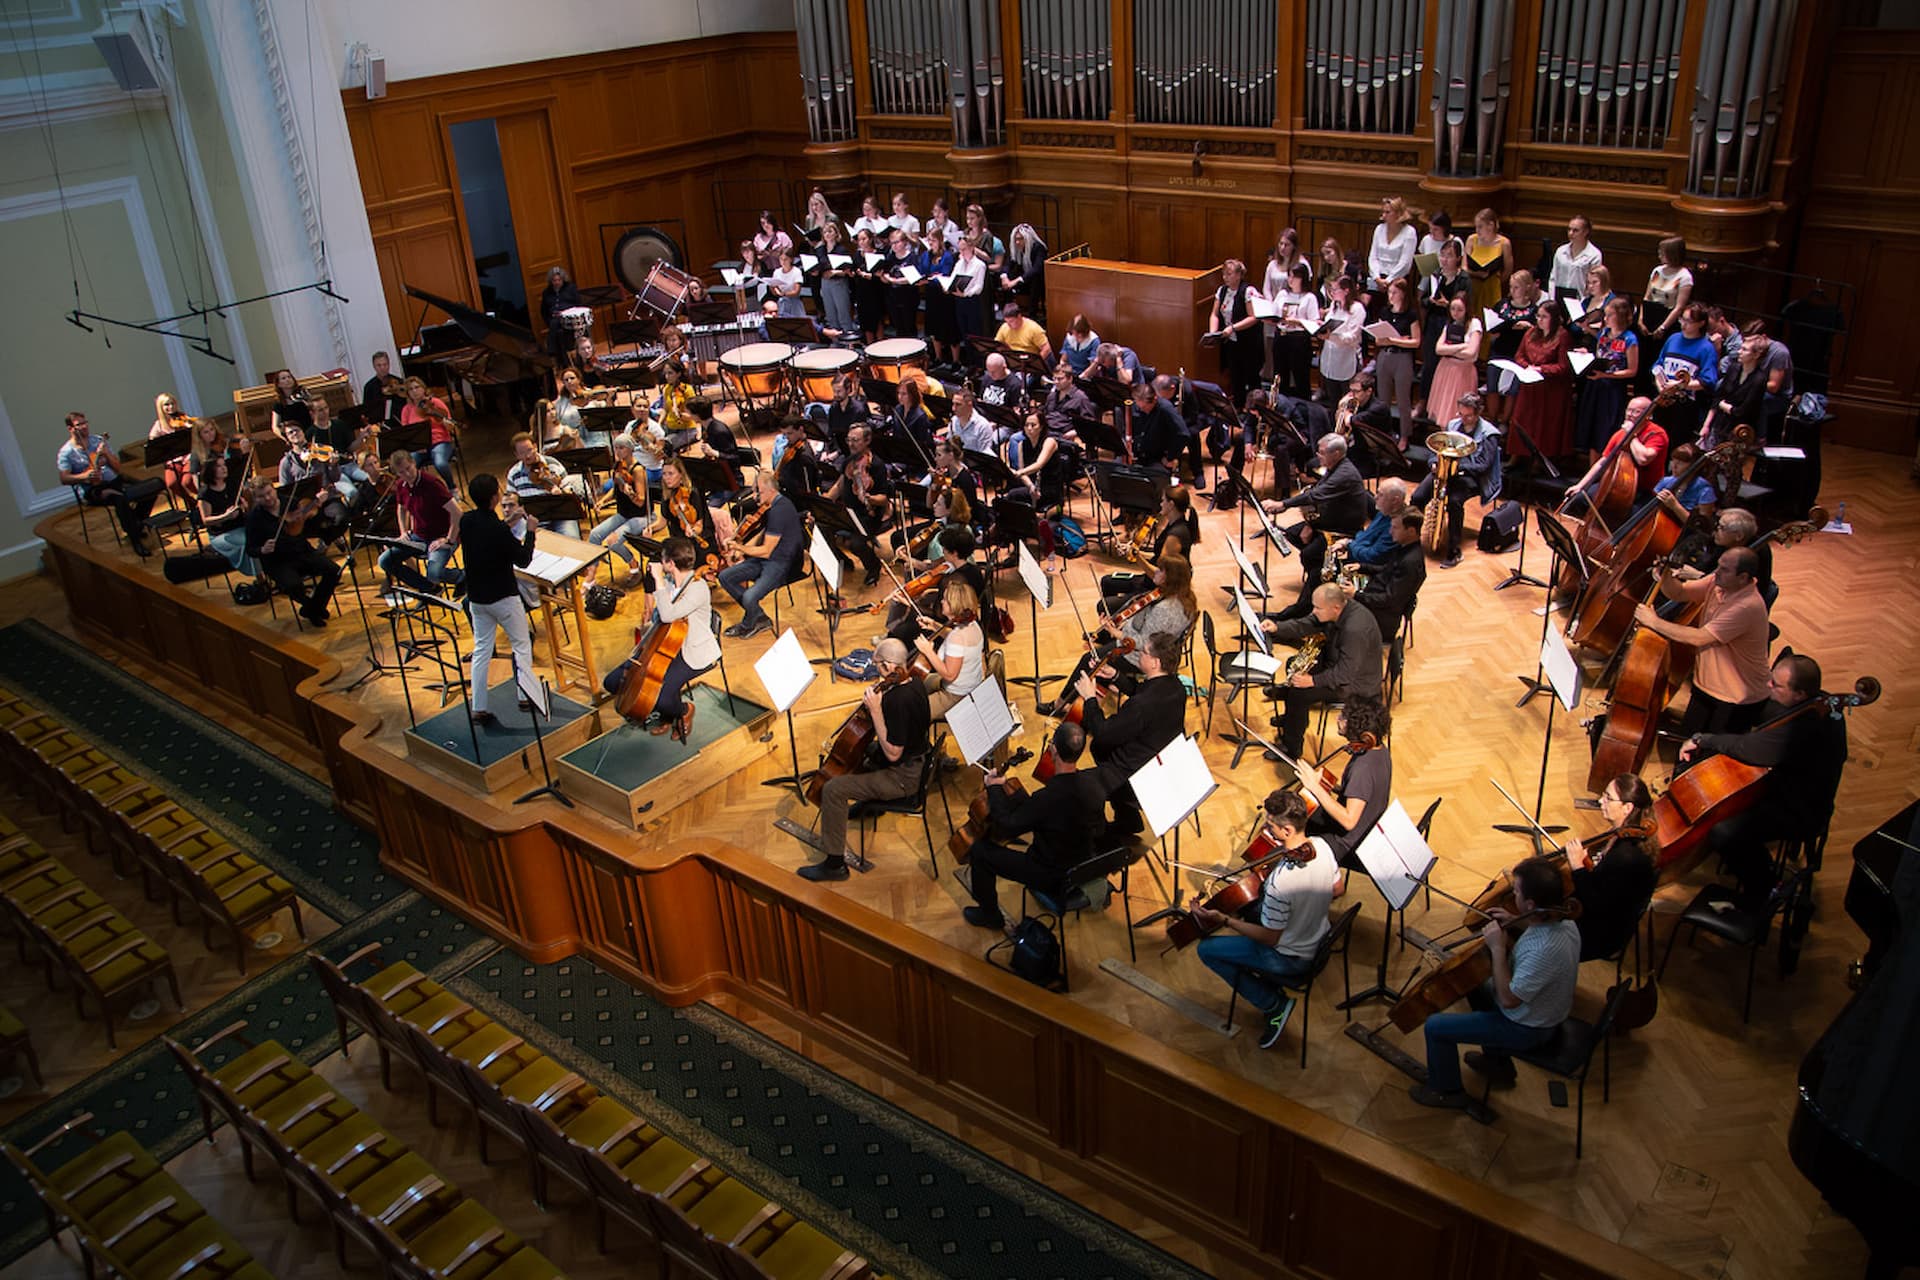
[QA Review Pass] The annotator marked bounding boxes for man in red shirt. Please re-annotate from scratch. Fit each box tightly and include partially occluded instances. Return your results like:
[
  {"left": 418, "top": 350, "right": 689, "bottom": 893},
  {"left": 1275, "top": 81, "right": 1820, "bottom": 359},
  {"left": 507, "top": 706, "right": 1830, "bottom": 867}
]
[
  {"left": 378, "top": 450, "right": 466, "bottom": 596},
  {"left": 1564, "top": 395, "right": 1668, "bottom": 513}
]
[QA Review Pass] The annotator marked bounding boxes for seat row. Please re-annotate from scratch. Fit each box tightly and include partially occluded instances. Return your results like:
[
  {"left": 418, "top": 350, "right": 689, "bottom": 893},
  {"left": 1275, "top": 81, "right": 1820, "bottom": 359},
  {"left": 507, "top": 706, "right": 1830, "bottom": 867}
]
[
  {"left": 0, "top": 687, "right": 304, "bottom": 981},
  {"left": 2, "top": 1116, "right": 272, "bottom": 1280},
  {"left": 0, "top": 809, "right": 179, "bottom": 1050},
  {"left": 167, "top": 1022, "right": 563, "bottom": 1279},
  {"left": 312, "top": 944, "right": 871, "bottom": 1280}
]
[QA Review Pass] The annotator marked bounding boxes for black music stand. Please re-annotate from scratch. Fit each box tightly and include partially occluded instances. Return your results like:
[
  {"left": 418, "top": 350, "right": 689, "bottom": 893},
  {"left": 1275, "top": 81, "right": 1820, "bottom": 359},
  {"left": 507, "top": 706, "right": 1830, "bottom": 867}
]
[
  {"left": 859, "top": 377, "right": 900, "bottom": 411},
  {"left": 991, "top": 501, "right": 1059, "bottom": 703},
  {"left": 802, "top": 500, "right": 867, "bottom": 674},
  {"left": 520, "top": 492, "right": 589, "bottom": 529},
  {"left": 1495, "top": 508, "right": 1584, "bottom": 850},
  {"left": 389, "top": 588, "right": 476, "bottom": 748},
  {"left": 686, "top": 299, "right": 734, "bottom": 325},
  {"left": 381, "top": 421, "right": 432, "bottom": 458},
  {"left": 1074, "top": 374, "right": 1130, "bottom": 417},
  {"left": 965, "top": 448, "right": 1021, "bottom": 497},
  {"left": 1072, "top": 413, "right": 1128, "bottom": 459},
  {"left": 551, "top": 441, "right": 616, "bottom": 480},
  {"left": 679, "top": 452, "right": 740, "bottom": 502},
  {"left": 510, "top": 659, "right": 573, "bottom": 808},
  {"left": 1493, "top": 418, "right": 1563, "bottom": 592},
  {"left": 764, "top": 317, "right": 818, "bottom": 345},
  {"left": 974, "top": 399, "right": 1023, "bottom": 441},
  {"left": 140, "top": 428, "right": 192, "bottom": 470},
  {"left": 339, "top": 506, "right": 417, "bottom": 693}
]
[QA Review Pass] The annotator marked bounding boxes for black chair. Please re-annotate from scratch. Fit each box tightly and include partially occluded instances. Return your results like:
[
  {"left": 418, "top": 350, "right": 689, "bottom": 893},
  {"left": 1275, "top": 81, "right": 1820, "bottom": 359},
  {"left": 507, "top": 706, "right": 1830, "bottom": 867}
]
[
  {"left": 1221, "top": 902, "right": 1361, "bottom": 1066},
  {"left": 704, "top": 612, "right": 738, "bottom": 718},
  {"left": 849, "top": 745, "right": 949, "bottom": 879},
  {"left": 1384, "top": 596, "right": 1417, "bottom": 706},
  {"left": 1481, "top": 980, "right": 1632, "bottom": 1158},
  {"left": 1196, "top": 610, "right": 1270, "bottom": 739},
  {"left": 765, "top": 556, "right": 813, "bottom": 632},
  {"left": 1656, "top": 865, "right": 1813, "bottom": 1023},
  {"left": 1020, "top": 844, "right": 1139, "bottom": 990}
]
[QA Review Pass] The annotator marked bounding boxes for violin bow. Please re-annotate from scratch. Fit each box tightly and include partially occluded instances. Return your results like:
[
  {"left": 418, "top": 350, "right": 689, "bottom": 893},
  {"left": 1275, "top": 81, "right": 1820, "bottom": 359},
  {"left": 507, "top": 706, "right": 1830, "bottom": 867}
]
[{"left": 1489, "top": 778, "right": 1568, "bottom": 854}]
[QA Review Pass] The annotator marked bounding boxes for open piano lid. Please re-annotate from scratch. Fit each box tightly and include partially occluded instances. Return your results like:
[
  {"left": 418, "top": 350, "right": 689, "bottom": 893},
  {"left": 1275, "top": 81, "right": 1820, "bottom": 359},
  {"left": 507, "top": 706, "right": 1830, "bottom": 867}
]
[
  {"left": 405, "top": 285, "right": 552, "bottom": 381},
  {"left": 1789, "top": 799, "right": 1920, "bottom": 1275}
]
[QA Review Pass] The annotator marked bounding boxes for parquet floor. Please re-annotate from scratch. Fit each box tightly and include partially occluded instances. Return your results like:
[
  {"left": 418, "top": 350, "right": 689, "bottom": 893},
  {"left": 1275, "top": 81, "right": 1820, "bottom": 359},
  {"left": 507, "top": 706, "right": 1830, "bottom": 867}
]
[{"left": 4, "top": 421, "right": 1915, "bottom": 1280}]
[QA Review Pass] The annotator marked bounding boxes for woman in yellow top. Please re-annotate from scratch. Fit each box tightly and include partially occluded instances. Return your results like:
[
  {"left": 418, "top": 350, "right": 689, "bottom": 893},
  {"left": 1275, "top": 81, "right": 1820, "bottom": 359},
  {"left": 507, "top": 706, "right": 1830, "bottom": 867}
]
[{"left": 1464, "top": 207, "right": 1514, "bottom": 336}]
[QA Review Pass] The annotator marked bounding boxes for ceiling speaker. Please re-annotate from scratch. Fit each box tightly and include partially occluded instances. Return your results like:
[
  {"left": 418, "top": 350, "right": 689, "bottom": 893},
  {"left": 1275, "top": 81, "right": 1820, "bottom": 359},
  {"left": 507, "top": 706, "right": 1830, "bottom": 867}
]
[
  {"left": 93, "top": 20, "right": 162, "bottom": 93},
  {"left": 366, "top": 55, "right": 386, "bottom": 99}
]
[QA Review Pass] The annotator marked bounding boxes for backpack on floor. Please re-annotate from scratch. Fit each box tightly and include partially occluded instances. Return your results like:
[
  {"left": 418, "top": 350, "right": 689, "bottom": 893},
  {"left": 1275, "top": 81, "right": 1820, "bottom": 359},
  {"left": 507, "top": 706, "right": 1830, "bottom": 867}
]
[
  {"left": 1048, "top": 515, "right": 1088, "bottom": 558},
  {"left": 584, "top": 584, "right": 619, "bottom": 620},
  {"left": 231, "top": 579, "right": 270, "bottom": 606},
  {"left": 831, "top": 648, "right": 878, "bottom": 681},
  {"left": 1006, "top": 917, "right": 1063, "bottom": 988}
]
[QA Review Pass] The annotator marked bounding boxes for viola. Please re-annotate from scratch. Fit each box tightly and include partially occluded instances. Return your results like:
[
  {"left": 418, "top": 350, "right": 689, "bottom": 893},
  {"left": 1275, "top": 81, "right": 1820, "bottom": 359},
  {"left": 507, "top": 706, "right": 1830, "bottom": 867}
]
[
  {"left": 1106, "top": 587, "right": 1161, "bottom": 631},
  {"left": 665, "top": 482, "right": 721, "bottom": 579},
  {"left": 1050, "top": 636, "right": 1134, "bottom": 726},
  {"left": 944, "top": 748, "right": 1036, "bottom": 865}
]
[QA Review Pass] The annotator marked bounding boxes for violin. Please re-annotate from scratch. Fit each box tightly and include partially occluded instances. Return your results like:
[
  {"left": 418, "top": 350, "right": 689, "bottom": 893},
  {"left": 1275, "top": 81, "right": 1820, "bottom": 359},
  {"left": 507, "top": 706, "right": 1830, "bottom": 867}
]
[
  {"left": 944, "top": 748, "right": 1036, "bottom": 865},
  {"left": 1163, "top": 837, "right": 1318, "bottom": 950},
  {"left": 1105, "top": 586, "right": 1161, "bottom": 631},
  {"left": 1123, "top": 515, "right": 1159, "bottom": 563}
]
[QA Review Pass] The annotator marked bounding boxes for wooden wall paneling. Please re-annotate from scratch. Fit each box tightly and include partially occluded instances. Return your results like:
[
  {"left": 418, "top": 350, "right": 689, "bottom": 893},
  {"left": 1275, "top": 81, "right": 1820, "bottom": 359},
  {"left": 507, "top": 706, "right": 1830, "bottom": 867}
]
[
  {"left": 368, "top": 100, "right": 449, "bottom": 202},
  {"left": 925, "top": 981, "right": 1059, "bottom": 1138},
  {"left": 802, "top": 914, "right": 919, "bottom": 1071},
  {"left": 725, "top": 877, "right": 802, "bottom": 1007},
  {"left": 1080, "top": 1053, "right": 1264, "bottom": 1236},
  {"left": 619, "top": 855, "right": 730, "bottom": 995},
  {"left": 1282, "top": 1151, "right": 1470, "bottom": 1280}
]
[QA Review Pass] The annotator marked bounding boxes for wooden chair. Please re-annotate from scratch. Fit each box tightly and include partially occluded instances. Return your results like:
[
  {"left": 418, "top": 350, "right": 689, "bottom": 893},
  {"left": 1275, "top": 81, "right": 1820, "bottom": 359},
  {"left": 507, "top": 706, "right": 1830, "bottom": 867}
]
[
  {"left": 162, "top": 844, "right": 305, "bottom": 975},
  {"left": 714, "top": 1218, "right": 871, "bottom": 1280}
]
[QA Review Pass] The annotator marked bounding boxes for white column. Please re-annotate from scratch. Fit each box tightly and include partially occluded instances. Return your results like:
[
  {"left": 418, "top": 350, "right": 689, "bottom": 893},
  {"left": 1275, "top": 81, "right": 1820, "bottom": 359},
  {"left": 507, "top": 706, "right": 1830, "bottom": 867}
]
[{"left": 197, "top": 0, "right": 387, "bottom": 374}]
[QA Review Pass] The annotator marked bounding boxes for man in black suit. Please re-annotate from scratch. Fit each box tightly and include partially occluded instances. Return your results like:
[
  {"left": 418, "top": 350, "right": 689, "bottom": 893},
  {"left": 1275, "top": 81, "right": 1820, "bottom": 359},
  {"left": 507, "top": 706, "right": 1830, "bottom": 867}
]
[
  {"left": 1082, "top": 631, "right": 1188, "bottom": 840},
  {"left": 960, "top": 721, "right": 1111, "bottom": 929},
  {"left": 1353, "top": 511, "right": 1427, "bottom": 639},
  {"left": 1262, "top": 584, "right": 1384, "bottom": 761},
  {"left": 1264, "top": 433, "right": 1370, "bottom": 589}
]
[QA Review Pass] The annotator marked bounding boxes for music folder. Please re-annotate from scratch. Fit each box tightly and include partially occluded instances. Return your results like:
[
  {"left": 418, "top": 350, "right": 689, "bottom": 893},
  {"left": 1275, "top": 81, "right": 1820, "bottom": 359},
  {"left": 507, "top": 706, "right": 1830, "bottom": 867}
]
[
  {"left": 945, "top": 678, "right": 1016, "bottom": 767},
  {"left": 1131, "top": 735, "right": 1218, "bottom": 840}
]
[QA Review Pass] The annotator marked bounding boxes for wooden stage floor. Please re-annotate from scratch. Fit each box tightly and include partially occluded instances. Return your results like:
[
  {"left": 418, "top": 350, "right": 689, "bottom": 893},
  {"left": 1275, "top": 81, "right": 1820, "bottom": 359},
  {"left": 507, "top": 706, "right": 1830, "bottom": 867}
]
[{"left": 7, "top": 432, "right": 1914, "bottom": 1280}]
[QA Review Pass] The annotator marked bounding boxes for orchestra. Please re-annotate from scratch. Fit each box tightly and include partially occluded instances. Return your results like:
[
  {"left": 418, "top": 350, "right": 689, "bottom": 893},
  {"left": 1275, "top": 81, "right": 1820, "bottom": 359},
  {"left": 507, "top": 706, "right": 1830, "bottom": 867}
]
[{"left": 47, "top": 183, "right": 1883, "bottom": 1205}]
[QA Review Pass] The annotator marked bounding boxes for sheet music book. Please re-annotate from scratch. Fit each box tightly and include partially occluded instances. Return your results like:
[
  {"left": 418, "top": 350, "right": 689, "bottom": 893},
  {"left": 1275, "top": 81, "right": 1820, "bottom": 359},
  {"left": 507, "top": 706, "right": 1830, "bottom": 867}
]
[
  {"left": 1131, "top": 735, "right": 1218, "bottom": 840},
  {"left": 1233, "top": 586, "right": 1271, "bottom": 656},
  {"left": 1016, "top": 540, "right": 1052, "bottom": 607},
  {"left": 720, "top": 268, "right": 759, "bottom": 287},
  {"left": 1353, "top": 800, "right": 1436, "bottom": 912},
  {"left": 1223, "top": 651, "right": 1282, "bottom": 681},
  {"left": 862, "top": 252, "right": 884, "bottom": 271},
  {"left": 1249, "top": 295, "right": 1278, "bottom": 320},
  {"left": 754, "top": 629, "right": 817, "bottom": 713},
  {"left": 936, "top": 273, "right": 962, "bottom": 293},
  {"left": 1364, "top": 320, "right": 1402, "bottom": 343},
  {"left": 945, "top": 678, "right": 1016, "bottom": 766},
  {"left": 1540, "top": 623, "right": 1582, "bottom": 713},
  {"left": 1246, "top": 493, "right": 1294, "bottom": 558},
  {"left": 1563, "top": 296, "right": 1587, "bottom": 321},
  {"left": 1295, "top": 314, "right": 1326, "bottom": 335},
  {"left": 1482, "top": 308, "right": 1505, "bottom": 331},
  {"left": 1413, "top": 251, "right": 1441, "bottom": 277},
  {"left": 523, "top": 549, "right": 576, "bottom": 584},
  {"left": 806, "top": 522, "right": 841, "bottom": 592},
  {"left": 799, "top": 253, "right": 820, "bottom": 272},
  {"left": 1568, "top": 350, "right": 1597, "bottom": 376},
  {"left": 1761, "top": 445, "right": 1806, "bottom": 459},
  {"left": 1227, "top": 536, "right": 1267, "bottom": 597},
  {"left": 898, "top": 263, "right": 923, "bottom": 284},
  {"left": 1490, "top": 358, "right": 1544, "bottom": 384}
]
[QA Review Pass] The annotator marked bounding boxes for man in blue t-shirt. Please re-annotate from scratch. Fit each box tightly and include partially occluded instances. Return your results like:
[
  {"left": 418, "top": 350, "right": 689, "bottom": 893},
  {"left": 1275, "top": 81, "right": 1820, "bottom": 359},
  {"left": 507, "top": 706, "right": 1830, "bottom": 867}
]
[
  {"left": 720, "top": 471, "right": 804, "bottom": 638},
  {"left": 56, "top": 411, "right": 161, "bottom": 555}
]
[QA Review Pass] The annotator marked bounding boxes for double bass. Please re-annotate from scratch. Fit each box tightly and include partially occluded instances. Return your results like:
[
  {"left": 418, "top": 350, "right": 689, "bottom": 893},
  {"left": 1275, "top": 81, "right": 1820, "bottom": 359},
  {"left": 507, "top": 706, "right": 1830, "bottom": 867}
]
[{"left": 1552, "top": 387, "right": 1682, "bottom": 597}]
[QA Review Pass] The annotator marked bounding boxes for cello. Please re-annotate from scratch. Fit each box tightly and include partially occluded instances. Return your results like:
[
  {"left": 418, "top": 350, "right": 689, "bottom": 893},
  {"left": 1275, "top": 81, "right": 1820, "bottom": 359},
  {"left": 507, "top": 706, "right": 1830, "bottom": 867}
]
[
  {"left": 612, "top": 575, "right": 692, "bottom": 726},
  {"left": 944, "top": 748, "right": 1036, "bottom": 865},
  {"left": 1387, "top": 902, "right": 1581, "bottom": 1033},
  {"left": 1163, "top": 835, "right": 1318, "bottom": 950},
  {"left": 1651, "top": 675, "right": 1880, "bottom": 878},
  {"left": 803, "top": 652, "right": 936, "bottom": 806}
]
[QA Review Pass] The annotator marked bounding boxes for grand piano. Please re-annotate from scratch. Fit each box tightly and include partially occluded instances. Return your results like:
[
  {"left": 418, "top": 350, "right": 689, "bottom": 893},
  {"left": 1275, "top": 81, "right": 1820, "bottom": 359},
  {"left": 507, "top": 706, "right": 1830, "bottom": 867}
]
[
  {"left": 1789, "top": 799, "right": 1920, "bottom": 1279},
  {"left": 403, "top": 285, "right": 553, "bottom": 413}
]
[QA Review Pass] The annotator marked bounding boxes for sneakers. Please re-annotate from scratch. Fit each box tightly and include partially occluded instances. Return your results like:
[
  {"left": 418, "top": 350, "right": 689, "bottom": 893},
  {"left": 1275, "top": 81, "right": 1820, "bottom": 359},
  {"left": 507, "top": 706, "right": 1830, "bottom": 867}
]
[
  {"left": 797, "top": 859, "right": 849, "bottom": 882},
  {"left": 1440, "top": 552, "right": 1462, "bottom": 569},
  {"left": 961, "top": 905, "right": 1006, "bottom": 930},
  {"left": 1258, "top": 994, "right": 1298, "bottom": 1050},
  {"left": 1464, "top": 1050, "right": 1517, "bottom": 1088},
  {"left": 1407, "top": 1083, "right": 1472, "bottom": 1109},
  {"left": 725, "top": 617, "right": 773, "bottom": 639}
]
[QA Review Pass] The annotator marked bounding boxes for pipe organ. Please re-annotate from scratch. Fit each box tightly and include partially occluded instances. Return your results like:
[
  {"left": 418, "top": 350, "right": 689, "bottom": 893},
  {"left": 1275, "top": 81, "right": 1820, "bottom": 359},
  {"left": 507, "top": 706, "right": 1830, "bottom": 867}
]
[
  {"left": 1532, "top": 0, "right": 1688, "bottom": 150},
  {"left": 1303, "top": 0, "right": 1424, "bottom": 135},
  {"left": 1020, "top": 0, "right": 1113, "bottom": 121},
  {"left": 1686, "top": 0, "right": 1799, "bottom": 199},
  {"left": 1131, "top": 0, "right": 1279, "bottom": 128}
]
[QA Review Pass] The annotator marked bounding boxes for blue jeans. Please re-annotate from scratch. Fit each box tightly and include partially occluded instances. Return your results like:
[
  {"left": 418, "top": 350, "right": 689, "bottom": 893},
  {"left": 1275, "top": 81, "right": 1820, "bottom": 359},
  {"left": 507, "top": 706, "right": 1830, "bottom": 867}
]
[
  {"left": 719, "top": 556, "right": 789, "bottom": 626},
  {"left": 590, "top": 513, "right": 648, "bottom": 567},
  {"left": 1422, "top": 982, "right": 1557, "bottom": 1094},
  {"left": 412, "top": 441, "right": 455, "bottom": 488},
  {"left": 379, "top": 541, "right": 463, "bottom": 593},
  {"left": 1196, "top": 933, "right": 1317, "bottom": 1015}
]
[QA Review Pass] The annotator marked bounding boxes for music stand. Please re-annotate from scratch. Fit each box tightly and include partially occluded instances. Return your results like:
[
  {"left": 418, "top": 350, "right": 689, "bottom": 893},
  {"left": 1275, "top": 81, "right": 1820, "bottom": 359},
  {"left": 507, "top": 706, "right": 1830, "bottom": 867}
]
[
  {"left": 520, "top": 493, "right": 589, "bottom": 532},
  {"left": 754, "top": 628, "right": 819, "bottom": 800},
  {"left": 1072, "top": 413, "right": 1128, "bottom": 459},
  {"left": 859, "top": 378, "right": 900, "bottom": 411},
  {"left": 1492, "top": 420, "right": 1563, "bottom": 592},
  {"left": 339, "top": 519, "right": 418, "bottom": 693},
  {"left": 764, "top": 317, "right": 817, "bottom": 345},
  {"left": 1001, "top": 348, "right": 1051, "bottom": 382},
  {"left": 389, "top": 588, "right": 476, "bottom": 749},
  {"left": 1518, "top": 508, "right": 1587, "bottom": 707},
  {"left": 1074, "top": 374, "right": 1130, "bottom": 416},
  {"left": 679, "top": 451, "right": 740, "bottom": 500},
  {"left": 381, "top": 421, "right": 431, "bottom": 457},
  {"left": 510, "top": 658, "right": 573, "bottom": 808},
  {"left": 1005, "top": 538, "right": 1057, "bottom": 704},
  {"left": 1498, "top": 508, "right": 1585, "bottom": 850},
  {"left": 551, "top": 442, "right": 616, "bottom": 480},
  {"left": 965, "top": 448, "right": 1020, "bottom": 496},
  {"left": 974, "top": 399, "right": 1023, "bottom": 441},
  {"left": 686, "top": 299, "right": 734, "bottom": 325},
  {"left": 140, "top": 429, "right": 192, "bottom": 470}
]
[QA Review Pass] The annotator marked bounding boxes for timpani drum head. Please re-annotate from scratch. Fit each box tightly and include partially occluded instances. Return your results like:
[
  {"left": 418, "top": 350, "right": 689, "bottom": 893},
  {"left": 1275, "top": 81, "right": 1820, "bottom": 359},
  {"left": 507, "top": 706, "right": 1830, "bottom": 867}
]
[{"left": 610, "top": 225, "right": 685, "bottom": 294}]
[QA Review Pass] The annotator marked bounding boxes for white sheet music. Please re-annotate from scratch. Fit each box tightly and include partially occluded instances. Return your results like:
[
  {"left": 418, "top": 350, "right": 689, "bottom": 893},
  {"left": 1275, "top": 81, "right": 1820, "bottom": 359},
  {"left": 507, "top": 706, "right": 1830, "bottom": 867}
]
[
  {"left": 1295, "top": 315, "right": 1326, "bottom": 335},
  {"left": 862, "top": 252, "right": 884, "bottom": 271},
  {"left": 1353, "top": 800, "right": 1436, "bottom": 912},
  {"left": 1249, "top": 294, "right": 1278, "bottom": 319},
  {"left": 1482, "top": 307, "right": 1505, "bottom": 331},
  {"left": 754, "top": 629, "right": 817, "bottom": 713},
  {"left": 522, "top": 550, "right": 576, "bottom": 584},
  {"left": 828, "top": 253, "right": 853, "bottom": 269},
  {"left": 1234, "top": 586, "right": 1271, "bottom": 656},
  {"left": 1226, "top": 536, "right": 1267, "bottom": 596},
  {"left": 1539, "top": 623, "right": 1583, "bottom": 713},
  {"left": 1016, "top": 541, "right": 1052, "bottom": 608},
  {"left": 1568, "top": 351, "right": 1597, "bottom": 376},
  {"left": 898, "top": 263, "right": 923, "bottom": 284},
  {"left": 1563, "top": 296, "right": 1587, "bottom": 321},
  {"left": 806, "top": 522, "right": 841, "bottom": 592},
  {"left": 1490, "top": 358, "right": 1544, "bottom": 384},
  {"left": 945, "top": 679, "right": 1016, "bottom": 766},
  {"left": 1364, "top": 320, "right": 1401, "bottom": 343},
  {"left": 1131, "top": 735, "right": 1218, "bottom": 840},
  {"left": 799, "top": 254, "right": 820, "bottom": 272}
]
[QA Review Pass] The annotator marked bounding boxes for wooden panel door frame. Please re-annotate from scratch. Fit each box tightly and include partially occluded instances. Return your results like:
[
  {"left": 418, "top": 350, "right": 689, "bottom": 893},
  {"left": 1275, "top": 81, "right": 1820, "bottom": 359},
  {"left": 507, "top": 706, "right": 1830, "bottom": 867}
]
[{"left": 436, "top": 99, "right": 575, "bottom": 326}]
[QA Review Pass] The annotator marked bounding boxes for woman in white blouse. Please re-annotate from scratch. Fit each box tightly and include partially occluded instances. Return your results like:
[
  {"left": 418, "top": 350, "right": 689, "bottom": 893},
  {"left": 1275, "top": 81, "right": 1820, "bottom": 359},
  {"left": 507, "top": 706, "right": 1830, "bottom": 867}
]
[
  {"left": 1548, "top": 214, "right": 1602, "bottom": 299},
  {"left": 1262, "top": 227, "right": 1306, "bottom": 299},
  {"left": 1317, "top": 275, "right": 1366, "bottom": 405},
  {"left": 1368, "top": 196, "right": 1418, "bottom": 311},
  {"left": 950, "top": 236, "right": 988, "bottom": 338},
  {"left": 1643, "top": 236, "right": 1694, "bottom": 342},
  {"left": 769, "top": 248, "right": 807, "bottom": 318},
  {"left": 916, "top": 577, "right": 987, "bottom": 719},
  {"left": 851, "top": 194, "right": 891, "bottom": 241},
  {"left": 1269, "top": 263, "right": 1322, "bottom": 400}
]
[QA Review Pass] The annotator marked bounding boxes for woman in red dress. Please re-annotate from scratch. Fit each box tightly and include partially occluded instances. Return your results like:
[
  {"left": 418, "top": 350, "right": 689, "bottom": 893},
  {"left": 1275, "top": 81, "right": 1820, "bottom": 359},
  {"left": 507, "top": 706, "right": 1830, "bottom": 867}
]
[{"left": 1507, "top": 300, "right": 1573, "bottom": 460}]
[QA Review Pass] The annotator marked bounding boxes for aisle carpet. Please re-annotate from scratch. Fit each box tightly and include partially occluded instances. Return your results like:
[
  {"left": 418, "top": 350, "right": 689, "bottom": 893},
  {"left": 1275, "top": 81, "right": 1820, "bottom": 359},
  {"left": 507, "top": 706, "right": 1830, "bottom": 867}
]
[{"left": 0, "top": 619, "right": 1206, "bottom": 1279}]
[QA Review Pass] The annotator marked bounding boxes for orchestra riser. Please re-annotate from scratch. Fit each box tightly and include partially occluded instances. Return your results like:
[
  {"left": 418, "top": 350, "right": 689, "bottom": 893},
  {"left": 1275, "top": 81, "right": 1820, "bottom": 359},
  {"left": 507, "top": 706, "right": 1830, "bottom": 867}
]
[{"left": 9, "top": 428, "right": 1915, "bottom": 1280}]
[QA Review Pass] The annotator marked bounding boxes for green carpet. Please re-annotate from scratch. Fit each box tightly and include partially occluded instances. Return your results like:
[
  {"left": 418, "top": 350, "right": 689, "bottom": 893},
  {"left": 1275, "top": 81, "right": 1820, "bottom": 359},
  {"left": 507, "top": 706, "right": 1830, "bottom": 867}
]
[
  {"left": 0, "top": 619, "right": 395, "bottom": 918},
  {"left": 0, "top": 619, "right": 1209, "bottom": 1279}
]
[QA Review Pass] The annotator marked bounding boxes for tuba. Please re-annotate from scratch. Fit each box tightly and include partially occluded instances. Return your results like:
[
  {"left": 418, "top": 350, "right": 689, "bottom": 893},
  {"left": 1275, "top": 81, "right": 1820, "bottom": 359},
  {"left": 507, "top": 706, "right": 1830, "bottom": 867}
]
[{"left": 1420, "top": 430, "right": 1475, "bottom": 553}]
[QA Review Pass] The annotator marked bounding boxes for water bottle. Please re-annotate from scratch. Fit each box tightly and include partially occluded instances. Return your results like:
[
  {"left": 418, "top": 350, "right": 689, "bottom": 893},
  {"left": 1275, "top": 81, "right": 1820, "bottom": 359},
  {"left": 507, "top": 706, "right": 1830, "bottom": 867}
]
[{"left": 1833, "top": 501, "right": 1846, "bottom": 529}]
